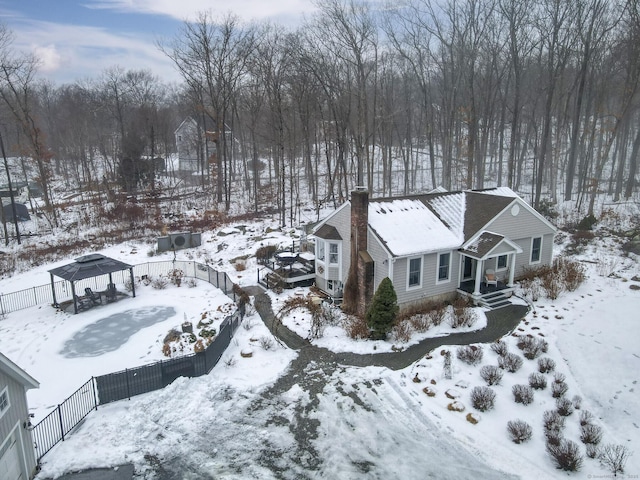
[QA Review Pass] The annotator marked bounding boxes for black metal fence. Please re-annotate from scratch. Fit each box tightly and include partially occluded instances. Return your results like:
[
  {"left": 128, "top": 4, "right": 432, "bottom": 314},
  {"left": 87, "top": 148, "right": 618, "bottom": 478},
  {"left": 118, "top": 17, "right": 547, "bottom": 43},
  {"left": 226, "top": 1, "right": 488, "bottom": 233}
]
[
  {"left": 31, "top": 378, "right": 98, "bottom": 459},
  {"left": 0, "top": 260, "right": 238, "bottom": 315},
  {"left": 31, "top": 310, "right": 243, "bottom": 461}
]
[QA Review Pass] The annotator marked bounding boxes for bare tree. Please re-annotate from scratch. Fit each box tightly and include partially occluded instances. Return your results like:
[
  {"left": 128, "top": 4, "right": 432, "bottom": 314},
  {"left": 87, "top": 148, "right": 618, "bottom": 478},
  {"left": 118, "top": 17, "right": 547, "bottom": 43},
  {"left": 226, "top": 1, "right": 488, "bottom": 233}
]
[{"left": 0, "top": 25, "right": 58, "bottom": 226}]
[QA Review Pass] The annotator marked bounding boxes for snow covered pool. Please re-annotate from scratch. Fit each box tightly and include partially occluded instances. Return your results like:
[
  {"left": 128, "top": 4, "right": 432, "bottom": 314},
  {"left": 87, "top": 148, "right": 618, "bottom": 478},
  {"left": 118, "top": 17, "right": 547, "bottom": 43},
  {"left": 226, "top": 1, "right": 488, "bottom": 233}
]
[{"left": 60, "top": 306, "right": 177, "bottom": 358}]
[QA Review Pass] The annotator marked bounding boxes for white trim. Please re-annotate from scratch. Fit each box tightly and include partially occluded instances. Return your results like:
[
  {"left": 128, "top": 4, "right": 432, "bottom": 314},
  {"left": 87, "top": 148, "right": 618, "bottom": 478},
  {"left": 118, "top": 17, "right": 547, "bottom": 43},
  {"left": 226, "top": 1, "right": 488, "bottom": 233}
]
[
  {"left": 0, "top": 353, "right": 39, "bottom": 389},
  {"left": 530, "top": 236, "right": 543, "bottom": 264},
  {"left": 436, "top": 251, "right": 452, "bottom": 284},
  {"left": 406, "top": 256, "right": 423, "bottom": 290},
  {"left": 0, "top": 386, "right": 9, "bottom": 421},
  {"left": 328, "top": 241, "right": 340, "bottom": 265}
]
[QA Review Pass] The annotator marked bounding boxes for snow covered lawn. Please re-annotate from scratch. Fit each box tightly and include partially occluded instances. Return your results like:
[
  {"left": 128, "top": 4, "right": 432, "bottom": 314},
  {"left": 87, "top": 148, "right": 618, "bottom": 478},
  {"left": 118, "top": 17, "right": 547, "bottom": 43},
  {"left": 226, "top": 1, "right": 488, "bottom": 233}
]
[{"left": 0, "top": 224, "right": 638, "bottom": 479}]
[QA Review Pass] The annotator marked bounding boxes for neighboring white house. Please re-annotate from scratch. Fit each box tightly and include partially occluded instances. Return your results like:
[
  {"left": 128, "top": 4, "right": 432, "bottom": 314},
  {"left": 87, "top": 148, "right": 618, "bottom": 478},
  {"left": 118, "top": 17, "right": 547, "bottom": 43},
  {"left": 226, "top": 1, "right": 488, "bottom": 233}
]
[
  {"left": 312, "top": 187, "right": 557, "bottom": 315},
  {"left": 174, "top": 117, "right": 202, "bottom": 172},
  {"left": 0, "top": 352, "right": 39, "bottom": 480}
]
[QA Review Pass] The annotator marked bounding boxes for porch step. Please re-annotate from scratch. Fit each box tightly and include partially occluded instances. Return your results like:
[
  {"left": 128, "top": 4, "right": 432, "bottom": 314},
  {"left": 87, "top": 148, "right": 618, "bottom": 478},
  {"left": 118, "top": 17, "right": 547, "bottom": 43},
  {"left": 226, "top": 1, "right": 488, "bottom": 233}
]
[{"left": 479, "top": 291, "right": 513, "bottom": 310}]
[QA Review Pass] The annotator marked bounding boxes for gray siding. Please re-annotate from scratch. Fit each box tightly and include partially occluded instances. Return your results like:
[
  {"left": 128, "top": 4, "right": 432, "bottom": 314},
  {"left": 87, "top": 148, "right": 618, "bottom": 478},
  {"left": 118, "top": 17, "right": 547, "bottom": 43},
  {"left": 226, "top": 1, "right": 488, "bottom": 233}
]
[
  {"left": 512, "top": 233, "right": 554, "bottom": 278},
  {"left": 0, "top": 370, "right": 37, "bottom": 478},
  {"left": 367, "top": 232, "right": 390, "bottom": 288},
  {"left": 315, "top": 203, "right": 351, "bottom": 293},
  {"left": 486, "top": 200, "right": 556, "bottom": 278},
  {"left": 485, "top": 200, "right": 556, "bottom": 240},
  {"left": 393, "top": 250, "right": 461, "bottom": 307}
]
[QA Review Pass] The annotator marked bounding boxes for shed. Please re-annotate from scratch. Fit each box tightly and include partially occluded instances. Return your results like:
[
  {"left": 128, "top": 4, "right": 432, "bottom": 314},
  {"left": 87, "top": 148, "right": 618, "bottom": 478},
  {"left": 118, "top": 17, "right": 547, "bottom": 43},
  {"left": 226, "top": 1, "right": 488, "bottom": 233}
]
[
  {"left": 2, "top": 203, "right": 30, "bottom": 222},
  {"left": 0, "top": 352, "right": 39, "bottom": 480},
  {"left": 48, "top": 254, "right": 136, "bottom": 314}
]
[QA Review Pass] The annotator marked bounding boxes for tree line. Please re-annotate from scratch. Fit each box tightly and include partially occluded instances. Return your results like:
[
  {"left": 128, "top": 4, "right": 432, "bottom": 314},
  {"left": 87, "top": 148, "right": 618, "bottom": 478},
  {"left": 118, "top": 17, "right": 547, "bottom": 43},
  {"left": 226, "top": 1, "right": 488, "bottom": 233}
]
[{"left": 1, "top": 0, "right": 639, "bottom": 230}]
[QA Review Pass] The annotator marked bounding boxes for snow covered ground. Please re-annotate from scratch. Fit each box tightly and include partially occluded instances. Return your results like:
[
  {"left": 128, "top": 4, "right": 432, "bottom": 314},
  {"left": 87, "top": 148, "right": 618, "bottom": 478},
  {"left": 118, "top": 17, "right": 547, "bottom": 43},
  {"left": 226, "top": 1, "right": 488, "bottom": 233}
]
[{"left": 0, "top": 220, "right": 639, "bottom": 479}]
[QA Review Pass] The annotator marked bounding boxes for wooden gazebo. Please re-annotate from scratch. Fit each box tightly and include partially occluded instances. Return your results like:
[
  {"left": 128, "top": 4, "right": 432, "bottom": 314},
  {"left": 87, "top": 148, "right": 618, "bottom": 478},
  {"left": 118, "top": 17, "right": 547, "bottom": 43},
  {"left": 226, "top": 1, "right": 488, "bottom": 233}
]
[{"left": 48, "top": 254, "right": 136, "bottom": 314}]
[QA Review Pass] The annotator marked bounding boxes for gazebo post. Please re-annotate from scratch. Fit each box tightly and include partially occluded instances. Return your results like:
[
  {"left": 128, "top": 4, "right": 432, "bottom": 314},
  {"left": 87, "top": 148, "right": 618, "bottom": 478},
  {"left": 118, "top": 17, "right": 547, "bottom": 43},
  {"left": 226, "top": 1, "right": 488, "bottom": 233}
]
[
  {"left": 71, "top": 282, "right": 78, "bottom": 314},
  {"left": 129, "top": 267, "right": 136, "bottom": 297},
  {"left": 49, "top": 273, "right": 58, "bottom": 307}
]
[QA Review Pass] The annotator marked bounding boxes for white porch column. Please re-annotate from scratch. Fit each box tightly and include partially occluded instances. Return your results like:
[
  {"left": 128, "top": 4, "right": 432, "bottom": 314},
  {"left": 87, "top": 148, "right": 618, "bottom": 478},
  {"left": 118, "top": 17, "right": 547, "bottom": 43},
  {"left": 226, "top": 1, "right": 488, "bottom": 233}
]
[
  {"left": 473, "top": 259, "right": 483, "bottom": 297},
  {"left": 508, "top": 253, "right": 516, "bottom": 287}
]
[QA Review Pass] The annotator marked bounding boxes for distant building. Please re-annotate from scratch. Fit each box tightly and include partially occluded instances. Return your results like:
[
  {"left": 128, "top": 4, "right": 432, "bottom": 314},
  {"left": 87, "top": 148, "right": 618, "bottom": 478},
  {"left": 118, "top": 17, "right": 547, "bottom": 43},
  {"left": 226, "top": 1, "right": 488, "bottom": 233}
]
[
  {"left": 0, "top": 352, "right": 39, "bottom": 480},
  {"left": 174, "top": 117, "right": 202, "bottom": 172},
  {"left": 174, "top": 117, "right": 233, "bottom": 173}
]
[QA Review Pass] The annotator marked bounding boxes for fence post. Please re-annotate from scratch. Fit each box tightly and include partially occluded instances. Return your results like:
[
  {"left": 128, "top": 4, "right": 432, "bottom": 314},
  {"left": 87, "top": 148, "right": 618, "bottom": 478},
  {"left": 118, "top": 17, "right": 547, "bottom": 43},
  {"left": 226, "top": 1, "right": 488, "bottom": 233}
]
[
  {"left": 216, "top": 270, "right": 220, "bottom": 289},
  {"left": 33, "top": 286, "right": 38, "bottom": 305},
  {"left": 57, "top": 406, "right": 65, "bottom": 442},
  {"left": 92, "top": 377, "right": 99, "bottom": 410},
  {"left": 224, "top": 275, "right": 227, "bottom": 294},
  {"left": 125, "top": 368, "right": 131, "bottom": 400}
]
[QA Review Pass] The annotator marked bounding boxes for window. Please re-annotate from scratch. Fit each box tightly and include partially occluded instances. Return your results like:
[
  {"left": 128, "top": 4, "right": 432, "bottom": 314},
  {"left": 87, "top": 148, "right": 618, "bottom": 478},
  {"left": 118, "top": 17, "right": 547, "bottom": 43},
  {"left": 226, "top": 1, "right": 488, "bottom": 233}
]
[
  {"left": 531, "top": 237, "right": 542, "bottom": 263},
  {"left": 0, "top": 387, "right": 9, "bottom": 419},
  {"left": 317, "top": 241, "right": 325, "bottom": 261},
  {"left": 327, "top": 280, "right": 334, "bottom": 291},
  {"left": 408, "top": 257, "right": 422, "bottom": 288},
  {"left": 329, "top": 243, "right": 339, "bottom": 264},
  {"left": 438, "top": 252, "right": 451, "bottom": 282},
  {"left": 497, "top": 255, "right": 508, "bottom": 270}
]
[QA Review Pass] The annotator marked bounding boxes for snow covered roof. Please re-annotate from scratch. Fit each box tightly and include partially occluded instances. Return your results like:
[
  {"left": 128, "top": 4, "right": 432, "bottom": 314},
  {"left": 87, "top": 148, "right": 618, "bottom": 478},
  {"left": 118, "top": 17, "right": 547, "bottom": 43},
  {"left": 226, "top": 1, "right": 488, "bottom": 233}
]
[
  {"left": 366, "top": 187, "right": 526, "bottom": 257},
  {"left": 49, "top": 254, "right": 133, "bottom": 282},
  {"left": 0, "top": 351, "right": 39, "bottom": 389},
  {"left": 368, "top": 198, "right": 461, "bottom": 257}
]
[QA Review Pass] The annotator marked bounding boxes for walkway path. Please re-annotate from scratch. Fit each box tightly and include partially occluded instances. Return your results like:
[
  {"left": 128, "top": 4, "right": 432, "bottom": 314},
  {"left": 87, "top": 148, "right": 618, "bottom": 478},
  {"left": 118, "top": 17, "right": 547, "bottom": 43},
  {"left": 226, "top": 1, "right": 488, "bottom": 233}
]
[{"left": 253, "top": 292, "right": 529, "bottom": 370}]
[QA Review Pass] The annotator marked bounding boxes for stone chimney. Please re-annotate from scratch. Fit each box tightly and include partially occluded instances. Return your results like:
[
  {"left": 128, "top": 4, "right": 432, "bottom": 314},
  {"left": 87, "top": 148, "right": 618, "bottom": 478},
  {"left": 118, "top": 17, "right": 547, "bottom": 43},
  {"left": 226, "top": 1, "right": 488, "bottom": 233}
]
[{"left": 342, "top": 187, "right": 374, "bottom": 318}]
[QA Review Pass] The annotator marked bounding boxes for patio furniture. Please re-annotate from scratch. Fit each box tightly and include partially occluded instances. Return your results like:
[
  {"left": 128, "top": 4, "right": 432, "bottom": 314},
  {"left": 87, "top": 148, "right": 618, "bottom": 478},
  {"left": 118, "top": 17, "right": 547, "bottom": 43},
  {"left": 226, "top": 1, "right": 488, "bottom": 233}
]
[
  {"left": 74, "top": 295, "right": 93, "bottom": 311},
  {"left": 484, "top": 269, "right": 498, "bottom": 288},
  {"left": 105, "top": 283, "right": 117, "bottom": 303},
  {"left": 85, "top": 287, "right": 102, "bottom": 305}
]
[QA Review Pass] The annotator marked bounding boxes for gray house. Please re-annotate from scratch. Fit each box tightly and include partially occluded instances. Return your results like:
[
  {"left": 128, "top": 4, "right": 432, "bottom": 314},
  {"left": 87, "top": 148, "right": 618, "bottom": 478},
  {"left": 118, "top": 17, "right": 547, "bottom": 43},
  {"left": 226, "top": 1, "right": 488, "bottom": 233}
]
[
  {"left": 0, "top": 352, "right": 39, "bottom": 480},
  {"left": 312, "top": 187, "right": 557, "bottom": 316}
]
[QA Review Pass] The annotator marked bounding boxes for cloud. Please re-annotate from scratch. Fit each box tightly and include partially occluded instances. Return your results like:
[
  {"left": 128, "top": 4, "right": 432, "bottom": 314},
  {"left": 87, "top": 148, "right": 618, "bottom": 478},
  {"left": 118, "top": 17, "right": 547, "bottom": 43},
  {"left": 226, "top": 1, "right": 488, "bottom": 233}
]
[
  {"left": 84, "top": 0, "right": 317, "bottom": 23},
  {"left": 32, "top": 44, "right": 63, "bottom": 73},
  {"left": 10, "top": 20, "right": 181, "bottom": 84}
]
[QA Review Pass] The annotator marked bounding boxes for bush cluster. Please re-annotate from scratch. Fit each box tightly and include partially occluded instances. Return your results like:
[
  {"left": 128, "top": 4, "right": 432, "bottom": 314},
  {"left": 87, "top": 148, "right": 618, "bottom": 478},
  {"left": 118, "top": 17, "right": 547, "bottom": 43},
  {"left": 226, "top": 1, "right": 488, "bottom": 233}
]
[
  {"left": 456, "top": 345, "right": 483, "bottom": 366},
  {"left": 551, "top": 374, "right": 569, "bottom": 398},
  {"left": 498, "top": 352, "right": 523, "bottom": 373},
  {"left": 556, "top": 397, "right": 574, "bottom": 416},
  {"left": 538, "top": 357, "right": 556, "bottom": 373},
  {"left": 546, "top": 440, "right": 583, "bottom": 471},
  {"left": 507, "top": 420, "right": 532, "bottom": 444},
  {"left": 528, "top": 372, "right": 547, "bottom": 390},
  {"left": 512, "top": 385, "right": 534, "bottom": 405},
  {"left": 470, "top": 386, "right": 496, "bottom": 412},
  {"left": 517, "top": 336, "right": 548, "bottom": 360},
  {"left": 518, "top": 257, "right": 586, "bottom": 300},
  {"left": 480, "top": 365, "right": 503, "bottom": 386},
  {"left": 490, "top": 340, "right": 509, "bottom": 357},
  {"left": 450, "top": 297, "right": 477, "bottom": 328}
]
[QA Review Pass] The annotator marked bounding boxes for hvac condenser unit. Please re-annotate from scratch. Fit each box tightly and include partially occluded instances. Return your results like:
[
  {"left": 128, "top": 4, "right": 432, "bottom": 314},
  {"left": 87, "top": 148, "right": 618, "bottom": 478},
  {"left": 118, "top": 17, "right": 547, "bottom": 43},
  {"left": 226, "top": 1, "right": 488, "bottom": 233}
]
[{"left": 157, "top": 232, "right": 202, "bottom": 252}]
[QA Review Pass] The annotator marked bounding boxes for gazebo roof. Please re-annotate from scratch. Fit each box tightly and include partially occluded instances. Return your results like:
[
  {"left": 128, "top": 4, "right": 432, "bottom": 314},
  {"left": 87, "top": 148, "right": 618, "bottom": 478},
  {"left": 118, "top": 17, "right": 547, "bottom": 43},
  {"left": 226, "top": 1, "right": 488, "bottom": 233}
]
[{"left": 49, "top": 254, "right": 133, "bottom": 282}]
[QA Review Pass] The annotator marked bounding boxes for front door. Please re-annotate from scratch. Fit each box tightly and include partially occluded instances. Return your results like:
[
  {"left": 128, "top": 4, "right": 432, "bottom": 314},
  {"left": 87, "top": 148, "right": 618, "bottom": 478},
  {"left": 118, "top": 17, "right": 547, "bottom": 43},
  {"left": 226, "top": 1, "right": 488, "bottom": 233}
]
[{"left": 463, "top": 256, "right": 474, "bottom": 280}]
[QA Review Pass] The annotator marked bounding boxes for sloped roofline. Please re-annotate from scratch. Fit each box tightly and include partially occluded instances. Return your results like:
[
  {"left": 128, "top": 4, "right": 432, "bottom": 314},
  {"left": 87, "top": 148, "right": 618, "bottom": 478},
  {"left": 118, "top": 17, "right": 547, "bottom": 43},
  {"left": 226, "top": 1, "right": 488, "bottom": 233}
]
[
  {"left": 461, "top": 230, "right": 524, "bottom": 260},
  {"left": 0, "top": 352, "right": 39, "bottom": 389},
  {"left": 174, "top": 116, "right": 198, "bottom": 136},
  {"left": 311, "top": 201, "right": 350, "bottom": 235},
  {"left": 471, "top": 187, "right": 558, "bottom": 237}
]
